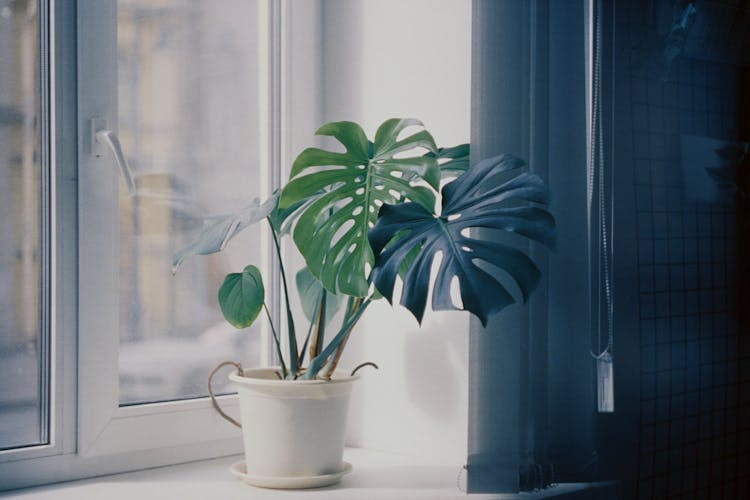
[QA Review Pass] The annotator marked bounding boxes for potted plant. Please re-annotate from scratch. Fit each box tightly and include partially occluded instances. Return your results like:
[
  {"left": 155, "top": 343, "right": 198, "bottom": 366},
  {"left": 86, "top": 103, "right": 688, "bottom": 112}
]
[{"left": 173, "top": 118, "right": 555, "bottom": 488}]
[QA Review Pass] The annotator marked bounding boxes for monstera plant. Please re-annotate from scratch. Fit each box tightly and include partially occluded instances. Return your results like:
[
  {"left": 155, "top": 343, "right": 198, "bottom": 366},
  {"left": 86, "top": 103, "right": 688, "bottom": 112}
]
[{"left": 173, "top": 118, "right": 555, "bottom": 381}]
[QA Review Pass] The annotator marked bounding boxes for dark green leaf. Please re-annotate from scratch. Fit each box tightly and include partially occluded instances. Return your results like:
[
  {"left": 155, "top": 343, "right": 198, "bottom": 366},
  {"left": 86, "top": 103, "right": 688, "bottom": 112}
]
[
  {"left": 368, "top": 153, "right": 556, "bottom": 327},
  {"left": 218, "top": 265, "right": 265, "bottom": 329},
  {"left": 279, "top": 119, "right": 439, "bottom": 297},
  {"left": 424, "top": 143, "right": 470, "bottom": 177}
]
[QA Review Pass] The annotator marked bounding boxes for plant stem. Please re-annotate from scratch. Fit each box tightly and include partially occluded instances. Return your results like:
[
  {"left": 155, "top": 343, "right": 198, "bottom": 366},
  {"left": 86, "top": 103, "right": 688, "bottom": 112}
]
[
  {"left": 267, "top": 217, "right": 299, "bottom": 376},
  {"left": 301, "top": 297, "right": 372, "bottom": 380},
  {"left": 263, "top": 303, "right": 287, "bottom": 378},
  {"left": 308, "top": 289, "right": 327, "bottom": 361},
  {"left": 298, "top": 304, "right": 318, "bottom": 367},
  {"left": 320, "top": 297, "right": 362, "bottom": 380}
]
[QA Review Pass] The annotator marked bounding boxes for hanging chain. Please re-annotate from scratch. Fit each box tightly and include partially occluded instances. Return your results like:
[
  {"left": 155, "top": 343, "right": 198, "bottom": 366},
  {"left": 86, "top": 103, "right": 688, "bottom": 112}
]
[
  {"left": 589, "top": 0, "right": 613, "bottom": 361},
  {"left": 589, "top": 0, "right": 616, "bottom": 413}
]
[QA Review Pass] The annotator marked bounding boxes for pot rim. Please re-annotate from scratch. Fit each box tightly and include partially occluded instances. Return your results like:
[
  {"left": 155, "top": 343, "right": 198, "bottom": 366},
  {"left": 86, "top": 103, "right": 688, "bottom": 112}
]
[{"left": 228, "top": 366, "right": 359, "bottom": 386}]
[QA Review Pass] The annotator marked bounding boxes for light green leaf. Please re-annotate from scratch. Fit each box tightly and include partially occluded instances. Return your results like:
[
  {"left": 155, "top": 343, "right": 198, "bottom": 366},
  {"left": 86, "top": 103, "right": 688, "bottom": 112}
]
[{"left": 172, "top": 193, "right": 278, "bottom": 272}]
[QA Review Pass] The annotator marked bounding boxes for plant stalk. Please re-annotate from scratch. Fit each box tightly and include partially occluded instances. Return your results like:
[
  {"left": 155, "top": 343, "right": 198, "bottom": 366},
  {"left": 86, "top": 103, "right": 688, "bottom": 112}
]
[
  {"left": 267, "top": 217, "right": 299, "bottom": 376},
  {"left": 308, "top": 289, "right": 327, "bottom": 361},
  {"left": 263, "top": 303, "right": 287, "bottom": 378},
  {"left": 320, "top": 297, "right": 362, "bottom": 380},
  {"left": 298, "top": 303, "right": 319, "bottom": 367},
  {"left": 301, "top": 297, "right": 371, "bottom": 380}
]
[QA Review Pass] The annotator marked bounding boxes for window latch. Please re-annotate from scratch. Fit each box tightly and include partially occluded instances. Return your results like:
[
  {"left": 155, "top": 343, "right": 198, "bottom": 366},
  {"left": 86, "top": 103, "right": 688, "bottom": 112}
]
[{"left": 89, "top": 117, "right": 136, "bottom": 196}]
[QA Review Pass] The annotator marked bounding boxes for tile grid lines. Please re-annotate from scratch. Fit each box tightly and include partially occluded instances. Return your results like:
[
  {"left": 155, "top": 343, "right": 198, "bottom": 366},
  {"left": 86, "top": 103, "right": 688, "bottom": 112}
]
[
  {"left": 696, "top": 103, "right": 718, "bottom": 497},
  {"left": 719, "top": 213, "right": 733, "bottom": 500},
  {"left": 632, "top": 52, "right": 745, "bottom": 499},
  {"left": 648, "top": 71, "right": 673, "bottom": 497},
  {"left": 633, "top": 59, "right": 654, "bottom": 499},
  {"left": 623, "top": 5, "right": 750, "bottom": 496}
]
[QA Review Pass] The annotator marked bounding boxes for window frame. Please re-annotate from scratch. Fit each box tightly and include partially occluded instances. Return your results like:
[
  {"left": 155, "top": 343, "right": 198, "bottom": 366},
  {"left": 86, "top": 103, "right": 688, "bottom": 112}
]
[
  {"left": 0, "top": 0, "right": 62, "bottom": 464},
  {"left": 0, "top": 0, "right": 284, "bottom": 489},
  {"left": 75, "top": 0, "right": 250, "bottom": 458}
]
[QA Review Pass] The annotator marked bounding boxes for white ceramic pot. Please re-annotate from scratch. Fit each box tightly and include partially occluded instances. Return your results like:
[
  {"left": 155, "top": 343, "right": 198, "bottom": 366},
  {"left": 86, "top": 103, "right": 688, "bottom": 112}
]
[{"left": 227, "top": 367, "right": 357, "bottom": 480}]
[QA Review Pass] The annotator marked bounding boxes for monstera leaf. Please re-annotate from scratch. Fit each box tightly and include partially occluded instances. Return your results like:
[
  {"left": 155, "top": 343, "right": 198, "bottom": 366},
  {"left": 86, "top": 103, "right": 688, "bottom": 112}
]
[
  {"left": 279, "top": 119, "right": 440, "bottom": 297},
  {"left": 171, "top": 192, "right": 279, "bottom": 272},
  {"left": 426, "top": 144, "right": 470, "bottom": 177},
  {"left": 368, "top": 153, "right": 556, "bottom": 327}
]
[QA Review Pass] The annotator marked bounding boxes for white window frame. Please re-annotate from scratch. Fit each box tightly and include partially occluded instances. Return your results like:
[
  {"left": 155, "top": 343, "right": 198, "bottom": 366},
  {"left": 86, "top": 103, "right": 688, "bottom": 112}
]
[
  {"left": 0, "top": 0, "right": 288, "bottom": 489},
  {"left": 75, "top": 0, "right": 257, "bottom": 458}
]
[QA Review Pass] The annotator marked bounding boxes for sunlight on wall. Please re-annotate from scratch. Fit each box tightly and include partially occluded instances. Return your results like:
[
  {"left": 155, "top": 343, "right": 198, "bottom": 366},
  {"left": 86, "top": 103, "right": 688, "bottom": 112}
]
[{"left": 317, "top": 0, "right": 472, "bottom": 464}]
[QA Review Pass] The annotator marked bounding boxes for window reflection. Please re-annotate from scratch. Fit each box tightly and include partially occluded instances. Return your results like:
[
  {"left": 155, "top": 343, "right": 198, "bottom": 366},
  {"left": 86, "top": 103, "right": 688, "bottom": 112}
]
[
  {"left": 0, "top": 0, "right": 45, "bottom": 449},
  {"left": 117, "top": 0, "right": 264, "bottom": 405}
]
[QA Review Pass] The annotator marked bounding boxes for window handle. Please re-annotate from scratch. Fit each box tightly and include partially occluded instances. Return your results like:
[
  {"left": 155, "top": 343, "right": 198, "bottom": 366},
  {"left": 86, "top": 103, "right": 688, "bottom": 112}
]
[
  {"left": 89, "top": 118, "right": 136, "bottom": 196},
  {"left": 95, "top": 129, "right": 136, "bottom": 196}
]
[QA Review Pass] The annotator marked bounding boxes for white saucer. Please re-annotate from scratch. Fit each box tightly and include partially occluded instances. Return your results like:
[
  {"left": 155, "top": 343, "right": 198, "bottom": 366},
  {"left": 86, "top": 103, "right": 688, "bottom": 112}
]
[{"left": 229, "top": 461, "right": 352, "bottom": 489}]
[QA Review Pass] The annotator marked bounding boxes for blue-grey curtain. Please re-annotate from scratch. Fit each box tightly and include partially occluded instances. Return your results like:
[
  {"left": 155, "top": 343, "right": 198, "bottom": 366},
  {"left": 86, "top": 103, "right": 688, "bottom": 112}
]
[{"left": 468, "top": 0, "right": 596, "bottom": 492}]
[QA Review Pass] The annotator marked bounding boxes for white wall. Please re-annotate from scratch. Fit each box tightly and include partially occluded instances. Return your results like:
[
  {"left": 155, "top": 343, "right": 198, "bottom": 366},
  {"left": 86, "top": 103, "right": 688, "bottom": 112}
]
[
  {"left": 320, "top": 0, "right": 471, "bottom": 146},
  {"left": 310, "top": 0, "right": 473, "bottom": 465}
]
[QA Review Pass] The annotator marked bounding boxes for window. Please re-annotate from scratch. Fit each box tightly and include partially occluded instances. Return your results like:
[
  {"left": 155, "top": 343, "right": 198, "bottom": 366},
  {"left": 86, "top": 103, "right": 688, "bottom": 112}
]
[
  {"left": 0, "top": 0, "right": 280, "bottom": 488},
  {"left": 0, "top": 0, "right": 474, "bottom": 490},
  {"left": 76, "top": 0, "right": 272, "bottom": 455},
  {"left": 113, "top": 0, "right": 266, "bottom": 405},
  {"left": 0, "top": 0, "right": 49, "bottom": 452}
]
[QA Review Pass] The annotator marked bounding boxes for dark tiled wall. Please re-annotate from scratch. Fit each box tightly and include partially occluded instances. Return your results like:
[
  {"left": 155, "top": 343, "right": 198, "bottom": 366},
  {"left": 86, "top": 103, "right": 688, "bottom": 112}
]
[{"left": 623, "top": 3, "right": 749, "bottom": 499}]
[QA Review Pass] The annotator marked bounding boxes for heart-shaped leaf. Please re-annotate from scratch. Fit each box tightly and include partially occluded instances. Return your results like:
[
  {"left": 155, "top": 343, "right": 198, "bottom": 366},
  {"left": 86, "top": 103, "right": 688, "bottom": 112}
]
[
  {"left": 368, "top": 153, "right": 556, "bottom": 327},
  {"left": 279, "top": 119, "right": 440, "bottom": 297},
  {"left": 218, "top": 265, "right": 265, "bottom": 329}
]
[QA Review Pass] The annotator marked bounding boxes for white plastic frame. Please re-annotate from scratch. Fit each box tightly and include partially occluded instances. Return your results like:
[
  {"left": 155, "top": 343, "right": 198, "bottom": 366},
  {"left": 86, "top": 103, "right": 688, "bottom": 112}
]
[{"left": 0, "top": 0, "right": 284, "bottom": 490}]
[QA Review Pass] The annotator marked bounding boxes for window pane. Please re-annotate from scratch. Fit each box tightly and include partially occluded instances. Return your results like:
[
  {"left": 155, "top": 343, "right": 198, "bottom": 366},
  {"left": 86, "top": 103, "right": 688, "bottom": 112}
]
[
  {"left": 117, "top": 0, "right": 265, "bottom": 405},
  {"left": 0, "top": 0, "right": 47, "bottom": 449}
]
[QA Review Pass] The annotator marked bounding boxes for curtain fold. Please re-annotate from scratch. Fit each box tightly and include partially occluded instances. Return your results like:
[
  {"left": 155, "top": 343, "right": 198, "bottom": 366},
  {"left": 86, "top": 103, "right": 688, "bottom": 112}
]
[{"left": 468, "top": 0, "right": 596, "bottom": 492}]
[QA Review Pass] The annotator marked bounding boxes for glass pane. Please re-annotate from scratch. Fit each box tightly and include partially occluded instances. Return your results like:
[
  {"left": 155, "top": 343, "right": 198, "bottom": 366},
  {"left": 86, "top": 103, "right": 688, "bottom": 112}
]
[
  {"left": 0, "top": 0, "right": 47, "bottom": 449},
  {"left": 117, "top": 0, "right": 265, "bottom": 405}
]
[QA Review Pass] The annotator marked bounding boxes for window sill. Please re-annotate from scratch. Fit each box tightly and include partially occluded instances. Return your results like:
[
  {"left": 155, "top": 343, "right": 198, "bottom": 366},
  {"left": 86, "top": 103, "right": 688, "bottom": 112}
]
[{"left": 3, "top": 448, "right": 618, "bottom": 499}]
